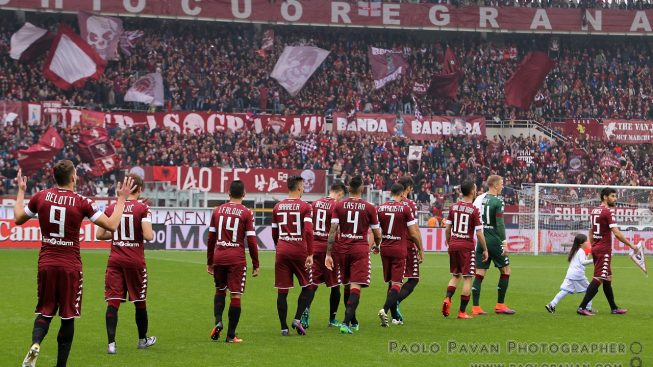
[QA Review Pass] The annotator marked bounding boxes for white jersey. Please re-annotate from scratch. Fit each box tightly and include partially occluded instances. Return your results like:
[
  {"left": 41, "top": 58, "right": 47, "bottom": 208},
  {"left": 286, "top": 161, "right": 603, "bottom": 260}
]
[
  {"left": 473, "top": 193, "right": 487, "bottom": 224},
  {"left": 565, "top": 249, "right": 593, "bottom": 280}
]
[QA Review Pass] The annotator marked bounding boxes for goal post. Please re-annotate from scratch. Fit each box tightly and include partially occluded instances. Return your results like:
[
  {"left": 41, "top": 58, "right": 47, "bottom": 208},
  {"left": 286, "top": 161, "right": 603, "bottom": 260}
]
[{"left": 518, "top": 183, "right": 653, "bottom": 255}]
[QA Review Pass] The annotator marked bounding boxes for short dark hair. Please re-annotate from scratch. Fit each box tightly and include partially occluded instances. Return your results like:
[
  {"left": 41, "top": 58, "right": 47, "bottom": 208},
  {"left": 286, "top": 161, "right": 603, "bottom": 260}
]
[
  {"left": 53, "top": 160, "right": 75, "bottom": 186},
  {"left": 398, "top": 176, "right": 414, "bottom": 190},
  {"left": 287, "top": 175, "right": 304, "bottom": 192},
  {"left": 330, "top": 181, "right": 347, "bottom": 194},
  {"left": 349, "top": 175, "right": 363, "bottom": 194},
  {"left": 600, "top": 187, "right": 616, "bottom": 202},
  {"left": 390, "top": 183, "right": 405, "bottom": 196},
  {"left": 127, "top": 173, "right": 144, "bottom": 193},
  {"left": 461, "top": 181, "right": 476, "bottom": 197},
  {"left": 229, "top": 180, "right": 245, "bottom": 199}
]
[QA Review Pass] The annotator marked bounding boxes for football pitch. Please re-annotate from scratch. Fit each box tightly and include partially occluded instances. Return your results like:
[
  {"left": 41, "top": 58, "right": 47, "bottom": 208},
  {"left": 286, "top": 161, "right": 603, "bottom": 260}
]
[{"left": 1, "top": 250, "right": 650, "bottom": 367}]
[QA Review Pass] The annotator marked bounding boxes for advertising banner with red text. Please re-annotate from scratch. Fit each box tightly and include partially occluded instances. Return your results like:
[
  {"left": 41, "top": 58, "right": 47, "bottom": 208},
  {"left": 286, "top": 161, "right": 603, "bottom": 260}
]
[{"left": 2, "top": 2, "right": 651, "bottom": 35}]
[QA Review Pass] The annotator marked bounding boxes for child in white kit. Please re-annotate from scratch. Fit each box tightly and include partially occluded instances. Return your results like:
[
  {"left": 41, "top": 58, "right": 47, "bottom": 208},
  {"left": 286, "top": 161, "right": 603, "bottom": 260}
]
[{"left": 546, "top": 234, "right": 594, "bottom": 313}]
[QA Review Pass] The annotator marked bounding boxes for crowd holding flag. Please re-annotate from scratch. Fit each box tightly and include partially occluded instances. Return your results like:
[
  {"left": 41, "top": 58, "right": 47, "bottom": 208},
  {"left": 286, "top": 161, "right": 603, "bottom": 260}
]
[
  {"left": 17, "top": 127, "right": 64, "bottom": 176},
  {"left": 428, "top": 47, "right": 460, "bottom": 100},
  {"left": 9, "top": 22, "right": 54, "bottom": 61},
  {"left": 504, "top": 51, "right": 554, "bottom": 110},
  {"left": 125, "top": 73, "right": 165, "bottom": 106},
  {"left": 271, "top": 46, "right": 329, "bottom": 97},
  {"left": 368, "top": 46, "right": 409, "bottom": 90}
]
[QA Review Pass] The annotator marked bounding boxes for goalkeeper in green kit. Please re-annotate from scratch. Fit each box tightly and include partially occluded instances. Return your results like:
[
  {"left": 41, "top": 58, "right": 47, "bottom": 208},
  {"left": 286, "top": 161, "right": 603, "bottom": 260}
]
[{"left": 471, "top": 175, "right": 516, "bottom": 315}]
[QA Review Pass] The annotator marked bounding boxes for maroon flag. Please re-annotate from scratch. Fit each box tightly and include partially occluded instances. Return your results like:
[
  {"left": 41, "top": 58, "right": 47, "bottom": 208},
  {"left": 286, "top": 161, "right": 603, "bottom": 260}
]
[
  {"left": 78, "top": 11, "right": 123, "bottom": 60},
  {"left": 43, "top": 24, "right": 107, "bottom": 90},
  {"left": 564, "top": 119, "right": 603, "bottom": 141},
  {"left": 368, "top": 47, "right": 409, "bottom": 90},
  {"left": 17, "top": 127, "right": 64, "bottom": 176},
  {"left": 505, "top": 51, "right": 554, "bottom": 110},
  {"left": 261, "top": 29, "right": 274, "bottom": 51},
  {"left": 10, "top": 23, "right": 54, "bottom": 61},
  {"left": 76, "top": 126, "right": 120, "bottom": 175},
  {"left": 428, "top": 47, "right": 460, "bottom": 99}
]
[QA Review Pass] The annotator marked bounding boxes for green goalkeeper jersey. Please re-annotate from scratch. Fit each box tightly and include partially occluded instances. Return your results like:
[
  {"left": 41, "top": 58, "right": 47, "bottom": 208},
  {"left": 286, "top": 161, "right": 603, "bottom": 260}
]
[{"left": 481, "top": 194, "right": 506, "bottom": 244}]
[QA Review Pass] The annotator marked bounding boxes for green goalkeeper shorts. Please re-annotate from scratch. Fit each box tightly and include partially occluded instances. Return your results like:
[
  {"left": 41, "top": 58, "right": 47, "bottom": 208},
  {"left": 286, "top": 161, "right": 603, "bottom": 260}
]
[{"left": 476, "top": 239, "right": 510, "bottom": 270}]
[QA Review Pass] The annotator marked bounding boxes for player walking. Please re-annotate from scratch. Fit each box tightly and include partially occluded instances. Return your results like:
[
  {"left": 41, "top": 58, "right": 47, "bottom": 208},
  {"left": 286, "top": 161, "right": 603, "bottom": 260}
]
[
  {"left": 14, "top": 161, "right": 134, "bottom": 367},
  {"left": 206, "top": 180, "right": 260, "bottom": 343},
  {"left": 442, "top": 181, "right": 488, "bottom": 319},
  {"left": 577, "top": 188, "right": 639, "bottom": 316},
  {"left": 272, "top": 176, "right": 314, "bottom": 336},
  {"left": 326, "top": 176, "right": 382, "bottom": 334},
  {"left": 300, "top": 182, "right": 347, "bottom": 328},
  {"left": 471, "top": 175, "right": 516, "bottom": 315},
  {"left": 377, "top": 184, "right": 422, "bottom": 327},
  {"left": 96, "top": 173, "right": 157, "bottom": 353}
]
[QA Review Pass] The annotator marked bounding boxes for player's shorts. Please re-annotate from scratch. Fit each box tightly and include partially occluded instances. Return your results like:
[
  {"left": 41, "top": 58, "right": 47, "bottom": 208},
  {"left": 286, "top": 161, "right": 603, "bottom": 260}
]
[
  {"left": 381, "top": 254, "right": 406, "bottom": 283},
  {"left": 448, "top": 249, "right": 476, "bottom": 276},
  {"left": 275, "top": 253, "right": 312, "bottom": 289},
  {"left": 403, "top": 245, "right": 420, "bottom": 279},
  {"left": 560, "top": 278, "right": 590, "bottom": 293},
  {"left": 337, "top": 252, "right": 371, "bottom": 287},
  {"left": 212, "top": 264, "right": 247, "bottom": 294},
  {"left": 311, "top": 251, "right": 340, "bottom": 287},
  {"left": 36, "top": 267, "right": 84, "bottom": 319},
  {"left": 476, "top": 239, "right": 510, "bottom": 269},
  {"left": 592, "top": 251, "right": 612, "bottom": 280},
  {"left": 105, "top": 266, "right": 149, "bottom": 302}
]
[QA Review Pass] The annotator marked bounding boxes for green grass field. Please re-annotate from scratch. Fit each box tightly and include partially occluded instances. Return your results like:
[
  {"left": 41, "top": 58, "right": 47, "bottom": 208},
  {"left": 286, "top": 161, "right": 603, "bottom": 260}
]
[{"left": 1, "top": 250, "right": 650, "bottom": 367}]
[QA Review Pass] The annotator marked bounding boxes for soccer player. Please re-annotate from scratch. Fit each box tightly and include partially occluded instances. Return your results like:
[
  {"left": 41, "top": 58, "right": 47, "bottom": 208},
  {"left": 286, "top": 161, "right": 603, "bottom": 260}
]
[
  {"left": 326, "top": 176, "right": 382, "bottom": 334},
  {"left": 377, "top": 183, "right": 422, "bottom": 327},
  {"left": 272, "top": 175, "right": 314, "bottom": 336},
  {"left": 394, "top": 176, "right": 424, "bottom": 323},
  {"left": 442, "top": 181, "right": 489, "bottom": 319},
  {"left": 206, "top": 180, "right": 260, "bottom": 342},
  {"left": 14, "top": 161, "right": 134, "bottom": 367},
  {"left": 96, "top": 173, "right": 157, "bottom": 353},
  {"left": 577, "top": 187, "right": 639, "bottom": 316},
  {"left": 471, "top": 175, "right": 516, "bottom": 315},
  {"left": 301, "top": 182, "right": 347, "bottom": 328}
]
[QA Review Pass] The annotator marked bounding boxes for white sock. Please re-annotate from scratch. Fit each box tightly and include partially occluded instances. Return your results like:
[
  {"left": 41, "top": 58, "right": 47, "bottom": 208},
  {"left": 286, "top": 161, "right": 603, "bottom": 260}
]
[
  {"left": 587, "top": 300, "right": 593, "bottom": 310},
  {"left": 550, "top": 290, "right": 569, "bottom": 307}
]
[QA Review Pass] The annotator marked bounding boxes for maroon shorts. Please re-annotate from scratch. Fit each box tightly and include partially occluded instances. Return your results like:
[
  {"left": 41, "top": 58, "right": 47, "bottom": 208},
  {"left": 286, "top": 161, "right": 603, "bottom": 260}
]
[
  {"left": 448, "top": 249, "right": 476, "bottom": 276},
  {"left": 213, "top": 264, "right": 247, "bottom": 294},
  {"left": 105, "top": 266, "right": 148, "bottom": 302},
  {"left": 36, "top": 267, "right": 83, "bottom": 319},
  {"left": 381, "top": 255, "right": 406, "bottom": 284},
  {"left": 275, "top": 253, "right": 311, "bottom": 289},
  {"left": 337, "top": 252, "right": 371, "bottom": 287},
  {"left": 312, "top": 252, "right": 340, "bottom": 287},
  {"left": 593, "top": 251, "right": 612, "bottom": 280},
  {"left": 404, "top": 246, "right": 420, "bottom": 279}
]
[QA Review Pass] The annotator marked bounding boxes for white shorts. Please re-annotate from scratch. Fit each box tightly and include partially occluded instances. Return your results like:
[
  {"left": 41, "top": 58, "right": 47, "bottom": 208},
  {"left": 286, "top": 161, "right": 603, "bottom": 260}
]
[{"left": 560, "top": 278, "right": 590, "bottom": 294}]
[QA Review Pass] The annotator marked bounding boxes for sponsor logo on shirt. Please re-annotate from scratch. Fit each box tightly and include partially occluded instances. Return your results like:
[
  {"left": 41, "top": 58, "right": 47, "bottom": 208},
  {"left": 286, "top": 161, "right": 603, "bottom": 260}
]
[
  {"left": 43, "top": 237, "right": 74, "bottom": 247},
  {"left": 113, "top": 241, "right": 141, "bottom": 248}
]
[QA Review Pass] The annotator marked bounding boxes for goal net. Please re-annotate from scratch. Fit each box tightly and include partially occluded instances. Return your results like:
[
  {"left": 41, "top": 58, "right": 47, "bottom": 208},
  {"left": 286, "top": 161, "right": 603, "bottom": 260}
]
[{"left": 518, "top": 184, "right": 653, "bottom": 255}]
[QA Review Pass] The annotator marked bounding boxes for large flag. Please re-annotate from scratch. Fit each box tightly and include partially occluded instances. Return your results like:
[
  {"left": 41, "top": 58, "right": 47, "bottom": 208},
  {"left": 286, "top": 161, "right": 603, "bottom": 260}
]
[
  {"left": 17, "top": 127, "right": 64, "bottom": 176},
  {"left": 10, "top": 23, "right": 54, "bottom": 61},
  {"left": 428, "top": 47, "right": 460, "bottom": 99},
  {"left": 124, "top": 73, "right": 165, "bottom": 106},
  {"left": 78, "top": 11, "right": 123, "bottom": 60},
  {"left": 77, "top": 126, "right": 120, "bottom": 176},
  {"left": 368, "top": 46, "right": 409, "bottom": 90},
  {"left": 505, "top": 51, "right": 554, "bottom": 110},
  {"left": 629, "top": 241, "right": 647, "bottom": 275},
  {"left": 271, "top": 46, "right": 329, "bottom": 97},
  {"left": 42, "top": 24, "right": 107, "bottom": 90},
  {"left": 256, "top": 29, "right": 275, "bottom": 58}
]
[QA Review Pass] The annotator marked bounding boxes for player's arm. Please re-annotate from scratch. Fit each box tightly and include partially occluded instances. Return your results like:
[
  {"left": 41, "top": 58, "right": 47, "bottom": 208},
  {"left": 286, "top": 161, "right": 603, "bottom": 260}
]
[
  {"left": 13, "top": 169, "right": 32, "bottom": 225},
  {"left": 94, "top": 177, "right": 135, "bottom": 231},
  {"left": 325, "top": 209, "right": 339, "bottom": 271},
  {"left": 611, "top": 227, "right": 638, "bottom": 252},
  {"left": 587, "top": 227, "right": 594, "bottom": 246},
  {"left": 444, "top": 209, "right": 454, "bottom": 246},
  {"left": 495, "top": 201, "right": 507, "bottom": 253},
  {"left": 141, "top": 205, "right": 154, "bottom": 241},
  {"left": 303, "top": 206, "right": 314, "bottom": 268},
  {"left": 206, "top": 212, "right": 217, "bottom": 275},
  {"left": 96, "top": 227, "right": 113, "bottom": 240},
  {"left": 245, "top": 211, "right": 260, "bottom": 277},
  {"left": 369, "top": 206, "right": 382, "bottom": 251},
  {"left": 408, "top": 222, "right": 423, "bottom": 261},
  {"left": 271, "top": 207, "right": 279, "bottom": 248}
]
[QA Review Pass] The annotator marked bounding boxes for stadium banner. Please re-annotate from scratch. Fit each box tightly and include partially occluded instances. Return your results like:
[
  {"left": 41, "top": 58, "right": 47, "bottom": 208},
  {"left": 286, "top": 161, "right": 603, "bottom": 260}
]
[
  {"left": 603, "top": 119, "right": 653, "bottom": 144},
  {"left": 4, "top": 217, "right": 653, "bottom": 253},
  {"left": 141, "top": 167, "right": 327, "bottom": 194},
  {"left": 333, "top": 112, "right": 398, "bottom": 136},
  {"left": 563, "top": 118, "right": 604, "bottom": 141},
  {"left": 400, "top": 115, "right": 486, "bottom": 140},
  {"left": 2, "top": 2, "right": 652, "bottom": 35}
]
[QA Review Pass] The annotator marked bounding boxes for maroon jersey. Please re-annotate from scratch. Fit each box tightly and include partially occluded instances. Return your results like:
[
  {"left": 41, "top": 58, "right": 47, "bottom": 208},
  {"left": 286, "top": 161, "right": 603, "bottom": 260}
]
[
  {"left": 312, "top": 197, "right": 336, "bottom": 253},
  {"left": 209, "top": 203, "right": 256, "bottom": 266},
  {"left": 590, "top": 205, "right": 617, "bottom": 253},
  {"left": 402, "top": 197, "right": 418, "bottom": 216},
  {"left": 272, "top": 198, "right": 313, "bottom": 257},
  {"left": 25, "top": 188, "right": 103, "bottom": 271},
  {"left": 378, "top": 200, "right": 416, "bottom": 256},
  {"left": 105, "top": 200, "right": 151, "bottom": 268},
  {"left": 331, "top": 197, "right": 379, "bottom": 254},
  {"left": 445, "top": 201, "right": 482, "bottom": 251}
]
